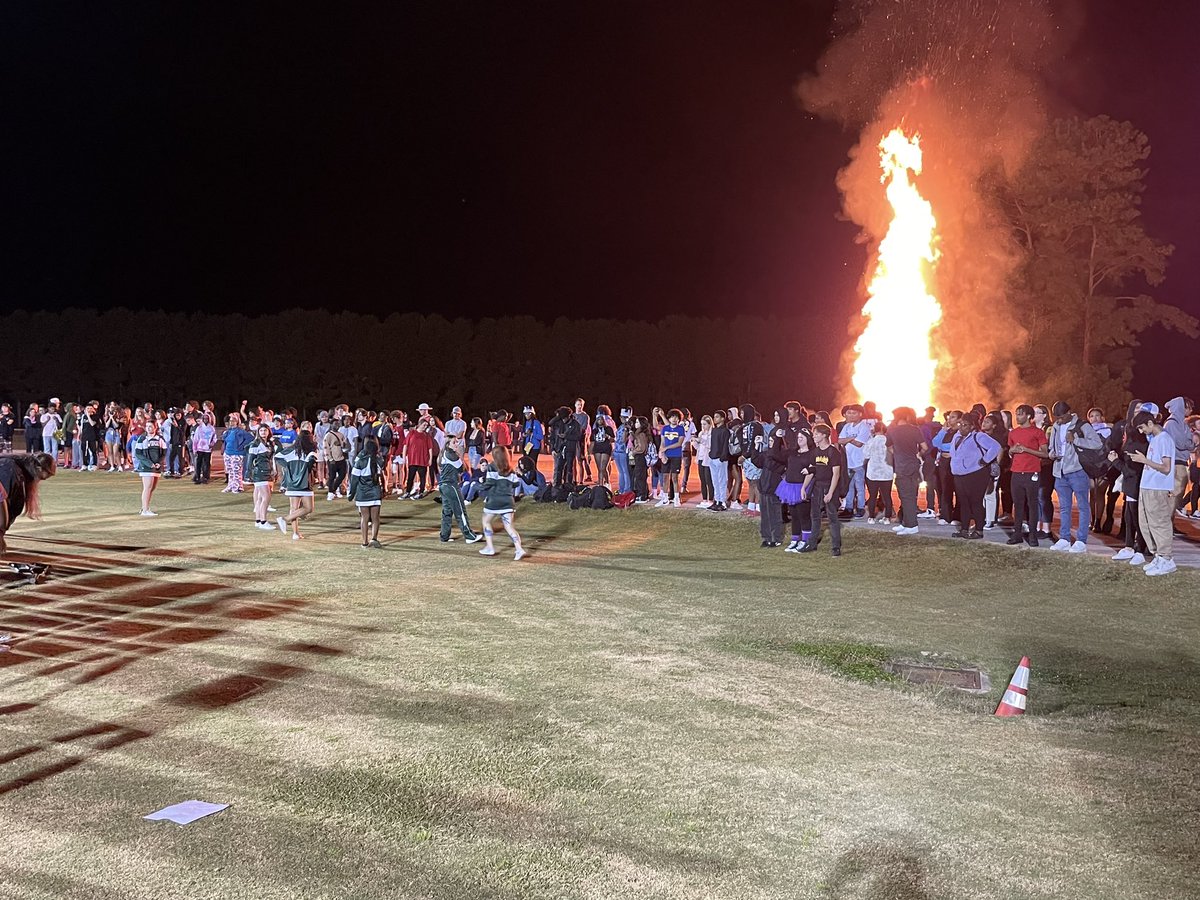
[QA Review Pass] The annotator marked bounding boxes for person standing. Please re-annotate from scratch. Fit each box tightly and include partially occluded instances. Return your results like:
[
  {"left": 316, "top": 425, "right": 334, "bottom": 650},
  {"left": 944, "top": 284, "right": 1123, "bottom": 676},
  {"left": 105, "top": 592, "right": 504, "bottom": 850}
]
[
  {"left": 572, "top": 399, "right": 591, "bottom": 483},
  {"left": 131, "top": 419, "right": 167, "bottom": 516},
  {"left": 191, "top": 413, "right": 216, "bottom": 484},
  {"left": 247, "top": 424, "right": 278, "bottom": 529},
  {"left": 692, "top": 414, "right": 714, "bottom": 508},
  {"left": 949, "top": 412, "right": 1001, "bottom": 540},
  {"left": 275, "top": 432, "right": 318, "bottom": 540},
  {"left": 887, "top": 407, "right": 927, "bottom": 536},
  {"left": 656, "top": 409, "right": 686, "bottom": 507},
  {"left": 613, "top": 407, "right": 632, "bottom": 495},
  {"left": 1006, "top": 404, "right": 1049, "bottom": 547},
  {"left": 1047, "top": 401, "right": 1102, "bottom": 552},
  {"left": 799, "top": 425, "right": 843, "bottom": 556},
  {"left": 221, "top": 413, "right": 253, "bottom": 494},
  {"left": 40, "top": 400, "right": 63, "bottom": 464},
  {"left": 0, "top": 404, "right": 15, "bottom": 454},
  {"left": 80, "top": 403, "right": 101, "bottom": 471},
  {"left": 706, "top": 410, "right": 731, "bottom": 512},
  {"left": 322, "top": 423, "right": 349, "bottom": 499},
  {"left": 1109, "top": 400, "right": 1151, "bottom": 566},
  {"left": 438, "top": 434, "right": 482, "bottom": 544},
  {"left": 753, "top": 411, "right": 788, "bottom": 547},
  {"left": 478, "top": 446, "right": 526, "bottom": 560},
  {"left": 401, "top": 420, "right": 436, "bottom": 498},
  {"left": 837, "top": 404, "right": 871, "bottom": 518},
  {"left": 862, "top": 421, "right": 894, "bottom": 523},
  {"left": 1128, "top": 409, "right": 1178, "bottom": 575},
  {"left": 23, "top": 404, "right": 43, "bottom": 454},
  {"left": 521, "top": 406, "right": 544, "bottom": 469},
  {"left": 348, "top": 435, "right": 384, "bottom": 549},
  {"left": 1163, "top": 397, "right": 1195, "bottom": 515}
]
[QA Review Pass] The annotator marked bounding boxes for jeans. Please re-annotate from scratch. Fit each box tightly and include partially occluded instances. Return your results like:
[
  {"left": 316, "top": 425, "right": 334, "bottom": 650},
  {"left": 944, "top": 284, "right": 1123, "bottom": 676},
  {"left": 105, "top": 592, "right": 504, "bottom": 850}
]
[
  {"left": 842, "top": 466, "right": 866, "bottom": 511},
  {"left": 895, "top": 471, "right": 919, "bottom": 527},
  {"left": 1055, "top": 467, "right": 1091, "bottom": 543},
  {"left": 72, "top": 438, "right": 83, "bottom": 468},
  {"left": 193, "top": 451, "right": 212, "bottom": 482},
  {"left": 327, "top": 459, "right": 347, "bottom": 495},
  {"left": 708, "top": 459, "right": 728, "bottom": 505},
  {"left": 808, "top": 490, "right": 842, "bottom": 551},
  {"left": 43, "top": 435, "right": 60, "bottom": 461},
  {"left": 613, "top": 453, "right": 629, "bottom": 493},
  {"left": 937, "top": 459, "right": 958, "bottom": 521},
  {"left": 468, "top": 447, "right": 481, "bottom": 469}
]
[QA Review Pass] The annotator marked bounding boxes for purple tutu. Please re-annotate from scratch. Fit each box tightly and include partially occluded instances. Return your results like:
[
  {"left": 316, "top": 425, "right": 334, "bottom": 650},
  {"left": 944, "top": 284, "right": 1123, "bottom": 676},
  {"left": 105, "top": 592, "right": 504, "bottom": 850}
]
[{"left": 775, "top": 481, "right": 807, "bottom": 505}]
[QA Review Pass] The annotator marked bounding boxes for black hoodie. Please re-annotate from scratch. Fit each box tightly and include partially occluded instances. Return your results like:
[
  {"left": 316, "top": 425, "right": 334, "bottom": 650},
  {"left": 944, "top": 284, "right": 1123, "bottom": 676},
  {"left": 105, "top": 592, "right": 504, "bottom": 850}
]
[{"left": 752, "top": 409, "right": 789, "bottom": 493}]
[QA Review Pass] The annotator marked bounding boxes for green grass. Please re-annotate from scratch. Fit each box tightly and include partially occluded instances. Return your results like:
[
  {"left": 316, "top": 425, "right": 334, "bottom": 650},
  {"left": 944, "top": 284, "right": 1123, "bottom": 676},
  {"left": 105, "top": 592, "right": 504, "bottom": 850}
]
[{"left": 2, "top": 473, "right": 1200, "bottom": 899}]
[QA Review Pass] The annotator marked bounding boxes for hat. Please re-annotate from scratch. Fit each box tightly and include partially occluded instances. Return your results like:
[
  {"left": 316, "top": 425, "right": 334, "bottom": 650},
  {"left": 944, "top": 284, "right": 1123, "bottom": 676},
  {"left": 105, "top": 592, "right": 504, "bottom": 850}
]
[
  {"left": 417, "top": 403, "right": 431, "bottom": 411},
  {"left": 452, "top": 406, "right": 462, "bottom": 414},
  {"left": 620, "top": 407, "right": 632, "bottom": 418},
  {"left": 523, "top": 405, "right": 535, "bottom": 415},
  {"left": 49, "top": 397, "right": 60, "bottom": 406},
  {"left": 1139, "top": 401, "right": 1160, "bottom": 415}
]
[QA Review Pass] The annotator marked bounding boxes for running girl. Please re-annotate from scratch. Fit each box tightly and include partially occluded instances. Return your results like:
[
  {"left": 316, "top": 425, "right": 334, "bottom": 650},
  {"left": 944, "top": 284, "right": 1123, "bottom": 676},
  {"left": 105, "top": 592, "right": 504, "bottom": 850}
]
[
  {"left": 347, "top": 435, "right": 384, "bottom": 549},
  {"left": 247, "top": 424, "right": 277, "bottom": 529},
  {"left": 131, "top": 420, "right": 168, "bottom": 516},
  {"left": 275, "top": 432, "right": 318, "bottom": 540},
  {"left": 478, "top": 446, "right": 525, "bottom": 560}
]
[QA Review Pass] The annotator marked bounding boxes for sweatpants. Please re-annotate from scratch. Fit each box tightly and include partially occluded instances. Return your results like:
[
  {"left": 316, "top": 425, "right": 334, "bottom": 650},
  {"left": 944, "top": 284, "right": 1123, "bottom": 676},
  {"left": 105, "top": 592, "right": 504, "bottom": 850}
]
[
  {"left": 807, "top": 491, "right": 842, "bottom": 552},
  {"left": 759, "top": 492, "right": 783, "bottom": 544},
  {"left": 708, "top": 459, "right": 728, "bottom": 505},
  {"left": 405, "top": 465, "right": 428, "bottom": 495},
  {"left": 895, "top": 471, "right": 919, "bottom": 527},
  {"left": 440, "top": 482, "right": 478, "bottom": 541},
  {"left": 1140, "top": 488, "right": 1174, "bottom": 560}
]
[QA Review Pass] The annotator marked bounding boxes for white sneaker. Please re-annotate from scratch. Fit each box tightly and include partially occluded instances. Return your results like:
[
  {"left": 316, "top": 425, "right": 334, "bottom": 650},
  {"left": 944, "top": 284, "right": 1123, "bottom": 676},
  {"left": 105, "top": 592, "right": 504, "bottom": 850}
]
[
  {"left": 937, "top": 519, "right": 951, "bottom": 527},
  {"left": 1069, "top": 541, "right": 1087, "bottom": 554},
  {"left": 655, "top": 498, "right": 670, "bottom": 507},
  {"left": 784, "top": 541, "right": 800, "bottom": 553},
  {"left": 1050, "top": 539, "right": 1071, "bottom": 552},
  {"left": 672, "top": 498, "right": 681, "bottom": 508},
  {"left": 917, "top": 509, "right": 936, "bottom": 519},
  {"left": 1111, "top": 547, "right": 1135, "bottom": 561},
  {"left": 1147, "top": 558, "right": 1177, "bottom": 576},
  {"left": 867, "top": 517, "right": 876, "bottom": 525},
  {"left": 696, "top": 500, "right": 712, "bottom": 509},
  {"left": 139, "top": 509, "right": 157, "bottom": 517},
  {"left": 951, "top": 520, "right": 961, "bottom": 527},
  {"left": 1191, "top": 511, "right": 1200, "bottom": 520},
  {"left": 255, "top": 522, "right": 274, "bottom": 530},
  {"left": 267, "top": 506, "right": 277, "bottom": 512},
  {"left": 897, "top": 526, "right": 919, "bottom": 535},
  {"left": 1128, "top": 552, "right": 1147, "bottom": 566},
  {"left": 277, "top": 517, "right": 287, "bottom": 534},
  {"left": 479, "top": 547, "right": 497, "bottom": 556},
  {"left": 514, "top": 548, "right": 527, "bottom": 561},
  {"left": 327, "top": 492, "right": 335, "bottom": 501},
  {"left": 729, "top": 501, "right": 743, "bottom": 510},
  {"left": 983, "top": 522, "right": 995, "bottom": 531},
  {"left": 891, "top": 524, "right": 905, "bottom": 532},
  {"left": 291, "top": 533, "right": 302, "bottom": 541}
]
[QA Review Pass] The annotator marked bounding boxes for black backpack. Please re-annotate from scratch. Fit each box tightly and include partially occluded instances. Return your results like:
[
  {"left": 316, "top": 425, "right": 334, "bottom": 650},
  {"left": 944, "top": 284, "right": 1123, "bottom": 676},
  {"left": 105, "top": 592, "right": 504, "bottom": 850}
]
[
  {"left": 726, "top": 428, "right": 744, "bottom": 459},
  {"left": 1071, "top": 421, "right": 1109, "bottom": 479}
]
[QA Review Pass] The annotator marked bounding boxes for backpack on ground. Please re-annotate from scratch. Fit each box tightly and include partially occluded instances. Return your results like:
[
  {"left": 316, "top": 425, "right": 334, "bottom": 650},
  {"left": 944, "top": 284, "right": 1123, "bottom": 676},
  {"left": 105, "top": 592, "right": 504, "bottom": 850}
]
[
  {"left": 613, "top": 490, "right": 636, "bottom": 509},
  {"left": 590, "top": 485, "right": 614, "bottom": 510}
]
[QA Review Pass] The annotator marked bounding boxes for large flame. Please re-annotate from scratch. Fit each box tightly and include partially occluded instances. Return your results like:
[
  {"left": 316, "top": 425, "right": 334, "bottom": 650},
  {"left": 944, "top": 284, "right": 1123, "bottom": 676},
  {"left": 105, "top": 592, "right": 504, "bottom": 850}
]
[{"left": 851, "top": 128, "right": 942, "bottom": 413}]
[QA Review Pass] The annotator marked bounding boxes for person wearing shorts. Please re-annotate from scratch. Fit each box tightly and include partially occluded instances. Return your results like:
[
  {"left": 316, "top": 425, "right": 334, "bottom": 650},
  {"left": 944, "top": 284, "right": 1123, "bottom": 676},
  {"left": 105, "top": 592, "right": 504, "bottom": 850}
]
[
  {"left": 247, "top": 425, "right": 278, "bottom": 529},
  {"left": 131, "top": 420, "right": 167, "bottom": 516},
  {"left": 656, "top": 409, "right": 686, "bottom": 507}
]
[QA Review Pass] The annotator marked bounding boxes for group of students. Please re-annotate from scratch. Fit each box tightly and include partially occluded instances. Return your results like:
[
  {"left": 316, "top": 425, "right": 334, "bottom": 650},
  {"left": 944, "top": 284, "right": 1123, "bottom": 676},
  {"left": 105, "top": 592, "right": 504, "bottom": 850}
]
[{"left": 3, "top": 394, "right": 1197, "bottom": 573}]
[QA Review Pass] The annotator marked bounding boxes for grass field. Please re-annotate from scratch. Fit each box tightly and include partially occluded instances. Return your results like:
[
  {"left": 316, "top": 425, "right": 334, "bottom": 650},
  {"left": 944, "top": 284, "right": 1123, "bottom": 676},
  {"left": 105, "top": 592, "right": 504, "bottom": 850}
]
[{"left": 2, "top": 472, "right": 1200, "bottom": 899}]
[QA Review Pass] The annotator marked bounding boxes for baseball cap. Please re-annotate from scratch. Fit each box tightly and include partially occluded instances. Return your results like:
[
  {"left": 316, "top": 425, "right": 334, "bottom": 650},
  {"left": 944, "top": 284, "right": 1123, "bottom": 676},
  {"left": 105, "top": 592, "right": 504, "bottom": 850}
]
[{"left": 1139, "top": 401, "right": 1160, "bottom": 416}]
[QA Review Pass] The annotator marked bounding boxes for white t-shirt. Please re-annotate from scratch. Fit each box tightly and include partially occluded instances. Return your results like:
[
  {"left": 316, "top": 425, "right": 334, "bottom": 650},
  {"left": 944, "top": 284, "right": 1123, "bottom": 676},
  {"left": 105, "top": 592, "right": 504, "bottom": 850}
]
[
  {"left": 41, "top": 411, "right": 62, "bottom": 438},
  {"left": 839, "top": 420, "right": 871, "bottom": 469},
  {"left": 1140, "top": 431, "right": 1176, "bottom": 492},
  {"left": 445, "top": 418, "right": 467, "bottom": 439}
]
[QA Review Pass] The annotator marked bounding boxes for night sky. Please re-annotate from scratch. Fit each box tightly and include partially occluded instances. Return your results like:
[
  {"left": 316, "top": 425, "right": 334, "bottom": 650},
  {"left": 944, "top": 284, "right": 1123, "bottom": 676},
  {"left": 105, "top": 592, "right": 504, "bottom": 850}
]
[{"left": 2, "top": 2, "right": 1196, "bottom": 395}]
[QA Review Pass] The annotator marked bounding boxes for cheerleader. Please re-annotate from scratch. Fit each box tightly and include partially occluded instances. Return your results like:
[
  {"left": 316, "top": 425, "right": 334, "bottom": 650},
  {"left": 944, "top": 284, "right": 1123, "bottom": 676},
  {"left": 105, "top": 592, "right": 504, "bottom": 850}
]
[
  {"left": 0, "top": 452, "right": 57, "bottom": 557},
  {"left": 347, "top": 435, "right": 384, "bottom": 549},
  {"left": 438, "top": 434, "right": 481, "bottom": 543},
  {"left": 246, "top": 424, "right": 277, "bottom": 529},
  {"left": 478, "top": 446, "right": 525, "bottom": 560},
  {"left": 275, "top": 432, "right": 318, "bottom": 540},
  {"left": 131, "top": 420, "right": 168, "bottom": 516}
]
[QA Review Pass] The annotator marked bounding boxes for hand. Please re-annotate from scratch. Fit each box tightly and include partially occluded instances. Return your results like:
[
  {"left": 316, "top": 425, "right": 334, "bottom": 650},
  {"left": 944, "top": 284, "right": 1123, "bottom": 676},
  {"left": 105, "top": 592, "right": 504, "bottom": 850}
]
[
  {"left": 1108, "top": 450, "right": 1119, "bottom": 461},
  {"left": 824, "top": 490, "right": 835, "bottom": 504},
  {"left": 1130, "top": 451, "right": 1147, "bottom": 465}
]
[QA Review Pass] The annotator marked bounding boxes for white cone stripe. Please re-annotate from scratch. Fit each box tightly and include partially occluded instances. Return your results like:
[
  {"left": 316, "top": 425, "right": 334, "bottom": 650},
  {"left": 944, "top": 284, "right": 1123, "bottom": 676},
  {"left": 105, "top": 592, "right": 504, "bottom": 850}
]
[
  {"left": 1011, "top": 667, "right": 1029, "bottom": 690},
  {"left": 1001, "top": 689, "right": 1026, "bottom": 710}
]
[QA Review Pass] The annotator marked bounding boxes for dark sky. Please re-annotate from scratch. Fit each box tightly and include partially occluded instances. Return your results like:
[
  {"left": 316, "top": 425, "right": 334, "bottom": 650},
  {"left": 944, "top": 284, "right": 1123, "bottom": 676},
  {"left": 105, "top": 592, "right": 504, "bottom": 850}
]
[{"left": 1, "top": 2, "right": 1196, "bottom": 393}]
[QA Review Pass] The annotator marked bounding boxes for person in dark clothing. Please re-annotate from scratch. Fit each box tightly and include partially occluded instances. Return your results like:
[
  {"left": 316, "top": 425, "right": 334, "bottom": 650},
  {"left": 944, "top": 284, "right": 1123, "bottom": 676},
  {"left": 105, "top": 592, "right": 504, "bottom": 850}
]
[
  {"left": 1109, "top": 400, "right": 1151, "bottom": 565},
  {"left": 753, "top": 410, "right": 789, "bottom": 546},
  {"left": 550, "top": 407, "right": 581, "bottom": 489},
  {"left": 799, "top": 425, "right": 843, "bottom": 556},
  {"left": 887, "top": 407, "right": 928, "bottom": 534},
  {"left": 1, "top": 452, "right": 57, "bottom": 557},
  {"left": 706, "top": 410, "right": 731, "bottom": 511},
  {"left": 780, "top": 427, "right": 815, "bottom": 550}
]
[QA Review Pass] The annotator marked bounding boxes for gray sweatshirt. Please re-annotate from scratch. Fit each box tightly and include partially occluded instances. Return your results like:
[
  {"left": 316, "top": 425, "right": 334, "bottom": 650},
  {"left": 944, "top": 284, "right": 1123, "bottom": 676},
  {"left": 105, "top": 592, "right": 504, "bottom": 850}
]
[{"left": 1049, "top": 415, "right": 1102, "bottom": 477}]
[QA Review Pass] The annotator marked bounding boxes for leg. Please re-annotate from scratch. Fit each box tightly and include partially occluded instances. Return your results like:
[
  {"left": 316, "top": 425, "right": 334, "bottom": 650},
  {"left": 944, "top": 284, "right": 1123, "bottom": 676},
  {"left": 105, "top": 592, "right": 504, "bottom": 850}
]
[
  {"left": 360, "top": 508, "right": 371, "bottom": 545},
  {"left": 896, "top": 473, "right": 918, "bottom": 528},
  {"left": 370, "top": 506, "right": 381, "bottom": 541},
  {"left": 499, "top": 511, "right": 522, "bottom": 551},
  {"left": 481, "top": 512, "right": 497, "bottom": 552}
]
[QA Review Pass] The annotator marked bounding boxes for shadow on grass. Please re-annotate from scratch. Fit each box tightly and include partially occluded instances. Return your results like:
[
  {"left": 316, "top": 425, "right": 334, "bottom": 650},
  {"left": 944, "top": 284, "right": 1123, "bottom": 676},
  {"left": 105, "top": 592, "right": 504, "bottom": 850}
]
[{"left": 0, "top": 539, "right": 348, "bottom": 797}]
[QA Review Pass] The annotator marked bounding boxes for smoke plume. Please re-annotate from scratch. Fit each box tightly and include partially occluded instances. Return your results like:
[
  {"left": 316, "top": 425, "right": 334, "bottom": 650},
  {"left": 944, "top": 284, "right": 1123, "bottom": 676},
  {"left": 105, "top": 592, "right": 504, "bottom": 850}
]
[{"left": 799, "top": 0, "right": 1066, "bottom": 407}]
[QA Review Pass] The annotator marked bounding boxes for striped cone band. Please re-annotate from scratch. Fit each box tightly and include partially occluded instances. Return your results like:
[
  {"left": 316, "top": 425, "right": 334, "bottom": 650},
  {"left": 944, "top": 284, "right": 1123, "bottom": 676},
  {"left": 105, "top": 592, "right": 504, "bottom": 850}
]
[{"left": 995, "top": 656, "right": 1030, "bottom": 717}]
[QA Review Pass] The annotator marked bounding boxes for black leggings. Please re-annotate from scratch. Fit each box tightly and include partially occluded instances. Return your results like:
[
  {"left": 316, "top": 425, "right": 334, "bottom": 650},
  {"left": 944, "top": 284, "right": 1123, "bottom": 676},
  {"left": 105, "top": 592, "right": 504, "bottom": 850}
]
[
  {"left": 955, "top": 468, "right": 990, "bottom": 531},
  {"left": 631, "top": 454, "right": 648, "bottom": 500},
  {"left": 866, "top": 478, "right": 894, "bottom": 517},
  {"left": 699, "top": 463, "right": 713, "bottom": 501},
  {"left": 405, "top": 465, "right": 428, "bottom": 494}
]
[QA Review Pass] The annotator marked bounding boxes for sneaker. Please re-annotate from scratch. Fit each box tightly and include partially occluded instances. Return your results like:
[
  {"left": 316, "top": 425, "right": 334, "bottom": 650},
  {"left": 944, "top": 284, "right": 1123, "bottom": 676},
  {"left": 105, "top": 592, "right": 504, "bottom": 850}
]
[
  {"left": 965, "top": 530, "right": 983, "bottom": 540},
  {"left": 785, "top": 541, "right": 801, "bottom": 553},
  {"left": 634, "top": 499, "right": 649, "bottom": 505},
  {"left": 514, "top": 548, "right": 527, "bottom": 561},
  {"left": 1069, "top": 540, "right": 1087, "bottom": 554},
  {"left": 267, "top": 506, "right": 277, "bottom": 513},
  {"left": 896, "top": 526, "right": 919, "bottom": 535},
  {"left": 327, "top": 492, "right": 335, "bottom": 501},
  {"left": 867, "top": 517, "right": 876, "bottom": 525},
  {"left": 696, "top": 500, "right": 712, "bottom": 509},
  {"left": 466, "top": 534, "right": 483, "bottom": 544},
  {"left": 292, "top": 533, "right": 302, "bottom": 541},
  {"left": 479, "top": 547, "right": 497, "bottom": 556},
  {"left": 1147, "top": 558, "right": 1177, "bottom": 576},
  {"left": 1128, "top": 552, "right": 1147, "bottom": 567},
  {"left": 891, "top": 524, "right": 905, "bottom": 532},
  {"left": 937, "top": 519, "right": 952, "bottom": 527},
  {"left": 655, "top": 498, "right": 670, "bottom": 507},
  {"left": 1191, "top": 511, "right": 1200, "bottom": 520},
  {"left": 361, "top": 543, "right": 370, "bottom": 550},
  {"left": 798, "top": 543, "right": 817, "bottom": 553},
  {"left": 441, "top": 537, "right": 456, "bottom": 543},
  {"left": 831, "top": 548, "right": 842, "bottom": 557},
  {"left": 760, "top": 540, "right": 771, "bottom": 548},
  {"left": 951, "top": 520, "right": 961, "bottom": 527},
  {"left": 983, "top": 522, "right": 995, "bottom": 531},
  {"left": 672, "top": 498, "right": 681, "bottom": 508},
  {"left": 277, "top": 517, "right": 287, "bottom": 534},
  {"left": 917, "top": 509, "right": 936, "bottom": 519},
  {"left": 370, "top": 539, "right": 383, "bottom": 549},
  {"left": 139, "top": 509, "right": 157, "bottom": 517},
  {"left": 853, "top": 510, "right": 865, "bottom": 519},
  {"left": 1006, "top": 535, "right": 1024, "bottom": 545},
  {"left": 1111, "top": 547, "right": 1135, "bottom": 561},
  {"left": 256, "top": 522, "right": 274, "bottom": 530},
  {"left": 1049, "top": 539, "right": 1071, "bottom": 552},
  {"left": 729, "top": 501, "right": 743, "bottom": 510}
]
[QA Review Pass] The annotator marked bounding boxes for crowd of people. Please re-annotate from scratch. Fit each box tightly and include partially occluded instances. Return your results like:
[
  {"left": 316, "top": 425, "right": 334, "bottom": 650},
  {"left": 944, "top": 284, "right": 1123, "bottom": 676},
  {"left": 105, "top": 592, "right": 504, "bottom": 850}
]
[{"left": 2, "top": 394, "right": 1198, "bottom": 574}]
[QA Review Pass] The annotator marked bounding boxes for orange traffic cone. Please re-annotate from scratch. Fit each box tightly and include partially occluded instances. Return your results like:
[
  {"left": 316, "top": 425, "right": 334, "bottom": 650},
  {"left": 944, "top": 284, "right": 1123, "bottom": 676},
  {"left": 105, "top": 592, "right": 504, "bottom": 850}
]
[{"left": 995, "top": 656, "right": 1030, "bottom": 717}]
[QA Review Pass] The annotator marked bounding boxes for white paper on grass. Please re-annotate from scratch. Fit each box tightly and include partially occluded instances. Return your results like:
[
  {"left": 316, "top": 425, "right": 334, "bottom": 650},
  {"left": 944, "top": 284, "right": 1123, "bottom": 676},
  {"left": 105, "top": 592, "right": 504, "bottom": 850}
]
[{"left": 143, "top": 800, "right": 229, "bottom": 825}]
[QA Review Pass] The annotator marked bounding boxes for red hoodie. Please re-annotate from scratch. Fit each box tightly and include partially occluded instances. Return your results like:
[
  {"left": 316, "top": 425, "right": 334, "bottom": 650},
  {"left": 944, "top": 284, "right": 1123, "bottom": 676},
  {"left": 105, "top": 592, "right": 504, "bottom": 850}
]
[{"left": 405, "top": 429, "right": 435, "bottom": 467}]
